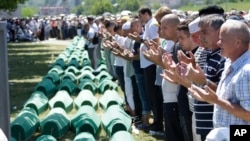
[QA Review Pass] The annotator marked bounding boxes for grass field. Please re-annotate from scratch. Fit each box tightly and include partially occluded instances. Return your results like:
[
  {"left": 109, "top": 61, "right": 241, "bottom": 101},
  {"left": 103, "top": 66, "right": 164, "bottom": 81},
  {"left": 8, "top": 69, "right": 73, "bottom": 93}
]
[
  {"left": 8, "top": 41, "right": 164, "bottom": 141},
  {"left": 179, "top": 1, "right": 250, "bottom": 12}
]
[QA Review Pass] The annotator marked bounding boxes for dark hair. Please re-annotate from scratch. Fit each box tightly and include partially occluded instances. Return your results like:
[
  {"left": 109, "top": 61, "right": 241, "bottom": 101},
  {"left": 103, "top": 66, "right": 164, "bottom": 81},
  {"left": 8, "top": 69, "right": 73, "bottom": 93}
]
[
  {"left": 177, "top": 19, "right": 192, "bottom": 37},
  {"left": 138, "top": 6, "right": 152, "bottom": 17},
  {"left": 199, "top": 5, "right": 224, "bottom": 17},
  {"left": 199, "top": 14, "right": 225, "bottom": 30},
  {"left": 105, "top": 20, "right": 116, "bottom": 29},
  {"left": 114, "top": 24, "right": 122, "bottom": 32}
]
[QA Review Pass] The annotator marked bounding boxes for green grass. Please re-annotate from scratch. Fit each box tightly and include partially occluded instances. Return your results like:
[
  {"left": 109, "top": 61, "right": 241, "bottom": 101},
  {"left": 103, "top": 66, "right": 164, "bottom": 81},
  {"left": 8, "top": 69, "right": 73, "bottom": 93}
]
[{"left": 179, "top": 1, "right": 250, "bottom": 12}]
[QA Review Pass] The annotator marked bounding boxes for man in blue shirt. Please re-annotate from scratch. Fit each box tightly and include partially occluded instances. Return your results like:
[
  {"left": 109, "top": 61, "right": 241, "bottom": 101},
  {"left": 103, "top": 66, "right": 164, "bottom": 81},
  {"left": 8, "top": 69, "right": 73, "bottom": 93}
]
[{"left": 189, "top": 19, "right": 250, "bottom": 132}]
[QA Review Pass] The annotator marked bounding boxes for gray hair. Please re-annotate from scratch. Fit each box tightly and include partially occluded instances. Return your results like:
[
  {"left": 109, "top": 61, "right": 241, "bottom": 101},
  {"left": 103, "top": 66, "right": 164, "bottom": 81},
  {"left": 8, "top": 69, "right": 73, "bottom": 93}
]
[{"left": 199, "top": 14, "right": 225, "bottom": 30}]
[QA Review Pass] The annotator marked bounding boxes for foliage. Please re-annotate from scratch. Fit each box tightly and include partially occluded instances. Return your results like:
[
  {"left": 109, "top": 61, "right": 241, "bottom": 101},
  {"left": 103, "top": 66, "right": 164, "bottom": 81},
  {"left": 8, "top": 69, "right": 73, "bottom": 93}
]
[
  {"left": 21, "top": 7, "right": 38, "bottom": 18},
  {"left": 0, "top": 0, "right": 28, "bottom": 11},
  {"left": 91, "top": 0, "right": 114, "bottom": 15},
  {"left": 179, "top": 1, "right": 250, "bottom": 12},
  {"left": 151, "top": 2, "right": 161, "bottom": 10},
  {"left": 116, "top": 0, "right": 141, "bottom": 12}
]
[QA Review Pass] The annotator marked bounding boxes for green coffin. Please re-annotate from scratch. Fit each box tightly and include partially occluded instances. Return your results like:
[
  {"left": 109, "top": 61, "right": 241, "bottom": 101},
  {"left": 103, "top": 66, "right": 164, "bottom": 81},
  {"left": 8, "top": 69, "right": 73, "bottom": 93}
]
[
  {"left": 78, "top": 79, "right": 97, "bottom": 93},
  {"left": 71, "top": 105, "right": 101, "bottom": 136},
  {"left": 36, "top": 135, "right": 57, "bottom": 141},
  {"left": 24, "top": 91, "right": 48, "bottom": 115},
  {"left": 57, "top": 78, "right": 77, "bottom": 95},
  {"left": 110, "top": 131, "right": 135, "bottom": 141},
  {"left": 49, "top": 90, "right": 73, "bottom": 113},
  {"left": 34, "top": 78, "right": 56, "bottom": 97},
  {"left": 98, "top": 80, "right": 118, "bottom": 94},
  {"left": 74, "top": 90, "right": 98, "bottom": 110},
  {"left": 53, "top": 58, "right": 67, "bottom": 70},
  {"left": 48, "top": 65, "right": 64, "bottom": 76},
  {"left": 43, "top": 72, "right": 61, "bottom": 85},
  {"left": 95, "top": 71, "right": 113, "bottom": 83},
  {"left": 73, "top": 132, "right": 96, "bottom": 141},
  {"left": 101, "top": 105, "right": 132, "bottom": 137},
  {"left": 11, "top": 107, "right": 40, "bottom": 141},
  {"left": 99, "top": 90, "right": 124, "bottom": 111},
  {"left": 40, "top": 107, "right": 70, "bottom": 139},
  {"left": 65, "top": 66, "right": 81, "bottom": 76}
]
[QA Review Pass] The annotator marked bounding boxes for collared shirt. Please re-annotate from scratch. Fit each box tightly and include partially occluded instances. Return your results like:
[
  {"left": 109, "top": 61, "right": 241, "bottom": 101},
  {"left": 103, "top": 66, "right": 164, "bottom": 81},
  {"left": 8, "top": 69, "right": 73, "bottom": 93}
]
[
  {"left": 194, "top": 48, "right": 225, "bottom": 135},
  {"left": 188, "top": 46, "right": 208, "bottom": 112},
  {"left": 86, "top": 27, "right": 96, "bottom": 48},
  {"left": 214, "top": 50, "right": 250, "bottom": 127},
  {"left": 204, "top": 48, "right": 225, "bottom": 83},
  {"left": 114, "top": 34, "right": 125, "bottom": 67},
  {"left": 140, "top": 18, "right": 159, "bottom": 68}
]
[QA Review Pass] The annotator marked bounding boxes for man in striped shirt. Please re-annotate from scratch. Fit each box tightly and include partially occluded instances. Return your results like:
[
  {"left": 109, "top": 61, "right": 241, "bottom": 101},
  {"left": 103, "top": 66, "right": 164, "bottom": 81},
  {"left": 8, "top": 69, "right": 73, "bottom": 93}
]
[
  {"left": 163, "top": 14, "right": 226, "bottom": 141},
  {"left": 188, "top": 18, "right": 250, "bottom": 139}
]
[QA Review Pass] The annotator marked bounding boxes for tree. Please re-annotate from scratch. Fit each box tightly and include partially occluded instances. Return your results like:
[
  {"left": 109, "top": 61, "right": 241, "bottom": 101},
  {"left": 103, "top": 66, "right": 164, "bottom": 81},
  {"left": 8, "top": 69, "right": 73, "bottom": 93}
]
[
  {"left": 21, "top": 7, "right": 38, "bottom": 17},
  {"left": 117, "top": 0, "right": 141, "bottom": 12},
  {"left": 0, "top": 0, "right": 28, "bottom": 11},
  {"left": 91, "top": 0, "right": 114, "bottom": 15}
]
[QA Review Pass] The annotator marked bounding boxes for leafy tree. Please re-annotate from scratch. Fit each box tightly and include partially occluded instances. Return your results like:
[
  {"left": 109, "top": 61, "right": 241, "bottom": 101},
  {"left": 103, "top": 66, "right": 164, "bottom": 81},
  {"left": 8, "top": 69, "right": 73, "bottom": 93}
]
[
  {"left": 21, "top": 7, "right": 38, "bottom": 17},
  {"left": 117, "top": 0, "right": 141, "bottom": 12},
  {"left": 0, "top": 0, "right": 28, "bottom": 11},
  {"left": 91, "top": 0, "right": 114, "bottom": 15},
  {"left": 71, "top": 4, "right": 85, "bottom": 15}
]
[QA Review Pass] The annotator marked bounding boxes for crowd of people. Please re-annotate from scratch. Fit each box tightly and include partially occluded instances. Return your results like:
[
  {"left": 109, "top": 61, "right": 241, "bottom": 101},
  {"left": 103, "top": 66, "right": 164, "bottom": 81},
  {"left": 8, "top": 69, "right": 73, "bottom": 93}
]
[
  {"left": 3, "top": 5, "right": 250, "bottom": 141},
  {"left": 96, "top": 5, "right": 250, "bottom": 141}
]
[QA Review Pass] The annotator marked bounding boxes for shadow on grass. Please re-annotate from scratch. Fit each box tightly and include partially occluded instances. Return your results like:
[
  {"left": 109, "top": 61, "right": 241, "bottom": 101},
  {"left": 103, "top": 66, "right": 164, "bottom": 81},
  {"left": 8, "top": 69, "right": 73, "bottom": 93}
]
[{"left": 8, "top": 43, "right": 62, "bottom": 117}]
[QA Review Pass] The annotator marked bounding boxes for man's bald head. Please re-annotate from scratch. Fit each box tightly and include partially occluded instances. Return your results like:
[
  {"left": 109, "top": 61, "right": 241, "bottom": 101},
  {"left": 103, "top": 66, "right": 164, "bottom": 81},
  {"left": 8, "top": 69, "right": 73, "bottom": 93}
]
[
  {"left": 221, "top": 20, "right": 250, "bottom": 48},
  {"left": 160, "top": 14, "right": 180, "bottom": 40},
  {"left": 160, "top": 14, "right": 180, "bottom": 26}
]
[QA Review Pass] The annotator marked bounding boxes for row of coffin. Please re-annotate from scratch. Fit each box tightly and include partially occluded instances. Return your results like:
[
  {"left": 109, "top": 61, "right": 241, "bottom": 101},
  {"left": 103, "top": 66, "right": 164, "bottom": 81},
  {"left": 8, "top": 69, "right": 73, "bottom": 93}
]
[{"left": 10, "top": 36, "right": 135, "bottom": 141}]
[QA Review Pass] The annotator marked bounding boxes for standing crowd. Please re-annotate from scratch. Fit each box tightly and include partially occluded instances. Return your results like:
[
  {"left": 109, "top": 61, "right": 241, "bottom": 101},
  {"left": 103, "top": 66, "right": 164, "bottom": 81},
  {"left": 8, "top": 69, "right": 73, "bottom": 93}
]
[
  {"left": 4, "top": 5, "right": 250, "bottom": 141},
  {"left": 96, "top": 5, "right": 250, "bottom": 141}
]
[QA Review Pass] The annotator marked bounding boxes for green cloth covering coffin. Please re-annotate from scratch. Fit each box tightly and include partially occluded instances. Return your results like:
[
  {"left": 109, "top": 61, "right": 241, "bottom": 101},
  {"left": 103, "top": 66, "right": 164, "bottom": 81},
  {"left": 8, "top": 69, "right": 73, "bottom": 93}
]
[
  {"left": 36, "top": 135, "right": 57, "bottom": 141},
  {"left": 43, "top": 71, "right": 61, "bottom": 85},
  {"left": 65, "top": 66, "right": 81, "bottom": 76},
  {"left": 48, "top": 65, "right": 64, "bottom": 76},
  {"left": 79, "top": 70, "right": 96, "bottom": 82},
  {"left": 78, "top": 79, "right": 97, "bottom": 93},
  {"left": 11, "top": 107, "right": 40, "bottom": 141},
  {"left": 34, "top": 78, "right": 56, "bottom": 97},
  {"left": 49, "top": 90, "right": 73, "bottom": 113},
  {"left": 40, "top": 107, "right": 70, "bottom": 139},
  {"left": 101, "top": 105, "right": 132, "bottom": 137},
  {"left": 71, "top": 105, "right": 101, "bottom": 136},
  {"left": 73, "top": 132, "right": 96, "bottom": 141},
  {"left": 99, "top": 90, "right": 124, "bottom": 111},
  {"left": 57, "top": 76, "right": 77, "bottom": 95},
  {"left": 98, "top": 79, "right": 118, "bottom": 94},
  {"left": 24, "top": 91, "right": 48, "bottom": 115},
  {"left": 74, "top": 90, "right": 98, "bottom": 110},
  {"left": 95, "top": 71, "right": 113, "bottom": 83}
]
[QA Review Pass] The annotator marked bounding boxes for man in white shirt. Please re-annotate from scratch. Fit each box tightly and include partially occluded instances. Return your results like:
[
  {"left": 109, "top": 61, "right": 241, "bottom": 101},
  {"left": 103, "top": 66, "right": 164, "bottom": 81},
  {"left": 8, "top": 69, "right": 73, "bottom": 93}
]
[
  {"left": 137, "top": 6, "right": 164, "bottom": 134},
  {"left": 83, "top": 23, "right": 97, "bottom": 68}
]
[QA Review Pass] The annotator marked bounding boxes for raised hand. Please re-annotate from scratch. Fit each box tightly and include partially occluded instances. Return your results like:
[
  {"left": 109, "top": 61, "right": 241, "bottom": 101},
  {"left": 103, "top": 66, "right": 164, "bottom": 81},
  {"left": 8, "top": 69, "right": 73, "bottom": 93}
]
[
  {"left": 185, "top": 63, "right": 206, "bottom": 85},
  {"left": 177, "top": 50, "right": 195, "bottom": 67},
  {"left": 128, "top": 32, "right": 141, "bottom": 42},
  {"left": 162, "top": 52, "right": 175, "bottom": 70},
  {"left": 188, "top": 84, "right": 218, "bottom": 104}
]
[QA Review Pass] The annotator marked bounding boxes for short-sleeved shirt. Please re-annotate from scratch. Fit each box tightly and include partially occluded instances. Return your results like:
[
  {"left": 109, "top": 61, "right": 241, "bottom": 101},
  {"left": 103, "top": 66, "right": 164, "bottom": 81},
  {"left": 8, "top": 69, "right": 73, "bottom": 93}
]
[
  {"left": 162, "top": 41, "right": 182, "bottom": 103},
  {"left": 140, "top": 18, "right": 159, "bottom": 68},
  {"left": 114, "top": 34, "right": 125, "bottom": 67},
  {"left": 86, "top": 27, "right": 96, "bottom": 48},
  {"left": 194, "top": 48, "right": 225, "bottom": 135},
  {"left": 214, "top": 50, "right": 250, "bottom": 127}
]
